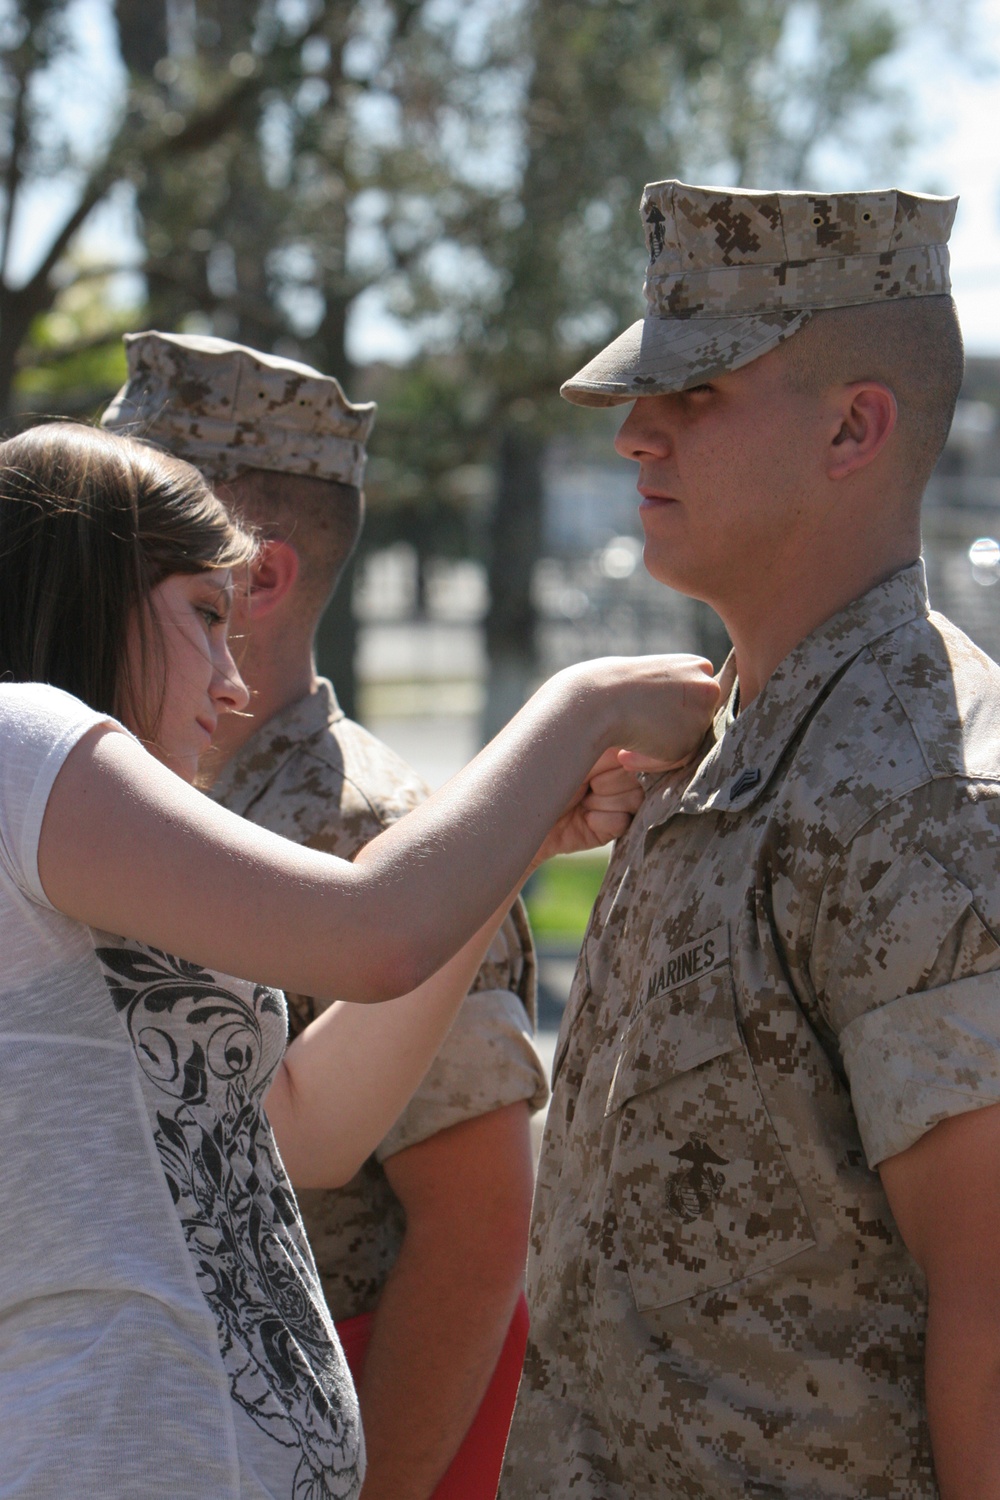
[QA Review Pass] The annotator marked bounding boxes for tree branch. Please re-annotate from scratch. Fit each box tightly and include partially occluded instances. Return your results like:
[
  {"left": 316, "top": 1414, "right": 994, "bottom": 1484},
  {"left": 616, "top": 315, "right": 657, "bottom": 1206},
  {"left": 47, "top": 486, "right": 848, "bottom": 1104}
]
[
  {"left": 15, "top": 326, "right": 128, "bottom": 367},
  {"left": 0, "top": 56, "right": 31, "bottom": 283},
  {"left": 11, "top": 5, "right": 331, "bottom": 306}
]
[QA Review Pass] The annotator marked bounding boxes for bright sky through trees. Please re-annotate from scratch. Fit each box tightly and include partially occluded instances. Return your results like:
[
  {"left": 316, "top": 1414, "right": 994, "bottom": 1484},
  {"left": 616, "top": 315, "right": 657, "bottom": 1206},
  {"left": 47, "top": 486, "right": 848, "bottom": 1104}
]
[
  {"left": 6, "top": 0, "right": 1000, "bottom": 354},
  {"left": 878, "top": 0, "right": 1000, "bottom": 354}
]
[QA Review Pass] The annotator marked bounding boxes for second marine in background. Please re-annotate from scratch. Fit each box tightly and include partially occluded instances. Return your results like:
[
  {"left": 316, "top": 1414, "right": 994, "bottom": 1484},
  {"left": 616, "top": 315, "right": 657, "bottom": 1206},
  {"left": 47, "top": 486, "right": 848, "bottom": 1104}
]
[{"left": 103, "top": 334, "right": 548, "bottom": 1500}]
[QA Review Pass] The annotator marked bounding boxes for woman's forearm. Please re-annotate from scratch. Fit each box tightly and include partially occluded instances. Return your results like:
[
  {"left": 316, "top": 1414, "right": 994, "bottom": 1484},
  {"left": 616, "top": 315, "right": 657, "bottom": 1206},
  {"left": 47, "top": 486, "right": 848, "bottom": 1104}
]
[
  {"left": 265, "top": 897, "right": 516, "bottom": 1187},
  {"left": 38, "top": 655, "right": 718, "bottom": 1003}
]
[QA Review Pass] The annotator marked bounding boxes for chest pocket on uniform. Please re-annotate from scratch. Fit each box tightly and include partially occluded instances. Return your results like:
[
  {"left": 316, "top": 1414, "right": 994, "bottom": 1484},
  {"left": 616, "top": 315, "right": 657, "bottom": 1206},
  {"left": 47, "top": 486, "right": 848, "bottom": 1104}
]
[{"left": 606, "top": 928, "right": 815, "bottom": 1312}]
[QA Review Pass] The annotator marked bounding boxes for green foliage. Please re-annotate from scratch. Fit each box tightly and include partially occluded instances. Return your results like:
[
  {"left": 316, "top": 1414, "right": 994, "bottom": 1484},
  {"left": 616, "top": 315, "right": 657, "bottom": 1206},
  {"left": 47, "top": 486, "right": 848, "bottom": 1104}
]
[
  {"left": 358, "top": 359, "right": 493, "bottom": 560},
  {"left": 524, "top": 852, "right": 611, "bottom": 944},
  {"left": 14, "top": 266, "right": 134, "bottom": 413},
  {"left": 14, "top": 335, "right": 127, "bottom": 410}
]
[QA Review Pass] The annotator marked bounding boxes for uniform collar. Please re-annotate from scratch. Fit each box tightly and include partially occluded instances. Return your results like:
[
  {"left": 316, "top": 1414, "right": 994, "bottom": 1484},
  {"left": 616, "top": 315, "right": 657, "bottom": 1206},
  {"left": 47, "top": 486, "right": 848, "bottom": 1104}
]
[
  {"left": 649, "top": 561, "right": 929, "bottom": 826},
  {"left": 208, "top": 677, "right": 344, "bottom": 814}
]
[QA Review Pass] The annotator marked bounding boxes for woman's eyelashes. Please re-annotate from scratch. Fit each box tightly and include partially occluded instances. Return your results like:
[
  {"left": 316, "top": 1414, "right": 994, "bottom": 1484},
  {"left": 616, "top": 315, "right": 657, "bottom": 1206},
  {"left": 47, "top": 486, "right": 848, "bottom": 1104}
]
[{"left": 197, "top": 596, "right": 232, "bottom": 630}]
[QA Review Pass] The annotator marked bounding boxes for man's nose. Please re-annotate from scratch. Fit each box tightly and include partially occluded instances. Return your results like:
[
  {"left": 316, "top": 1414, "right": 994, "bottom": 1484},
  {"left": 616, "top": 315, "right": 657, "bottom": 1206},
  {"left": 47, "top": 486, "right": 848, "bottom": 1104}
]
[{"left": 614, "top": 397, "right": 672, "bottom": 461}]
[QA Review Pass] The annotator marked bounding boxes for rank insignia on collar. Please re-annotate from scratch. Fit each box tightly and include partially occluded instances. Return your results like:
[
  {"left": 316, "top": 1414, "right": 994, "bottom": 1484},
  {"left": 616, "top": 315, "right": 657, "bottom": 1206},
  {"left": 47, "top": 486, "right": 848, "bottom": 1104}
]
[{"left": 729, "top": 767, "right": 761, "bottom": 800}]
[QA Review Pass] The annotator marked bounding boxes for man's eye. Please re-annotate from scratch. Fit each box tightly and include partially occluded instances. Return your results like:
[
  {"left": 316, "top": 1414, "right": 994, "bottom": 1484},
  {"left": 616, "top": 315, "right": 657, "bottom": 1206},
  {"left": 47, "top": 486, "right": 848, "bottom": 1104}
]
[{"left": 686, "top": 383, "right": 713, "bottom": 395}]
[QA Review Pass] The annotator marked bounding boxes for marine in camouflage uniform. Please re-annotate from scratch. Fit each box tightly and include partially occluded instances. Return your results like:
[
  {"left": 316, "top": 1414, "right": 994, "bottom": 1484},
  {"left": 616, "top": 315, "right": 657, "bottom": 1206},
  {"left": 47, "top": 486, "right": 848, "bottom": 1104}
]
[
  {"left": 102, "top": 334, "right": 548, "bottom": 1496},
  {"left": 501, "top": 184, "right": 989, "bottom": 1497}
]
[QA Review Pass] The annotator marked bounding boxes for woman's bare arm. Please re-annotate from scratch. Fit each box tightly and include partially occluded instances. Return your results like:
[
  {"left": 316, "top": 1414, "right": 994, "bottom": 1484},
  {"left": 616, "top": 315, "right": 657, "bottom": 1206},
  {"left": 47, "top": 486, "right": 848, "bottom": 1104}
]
[
  {"left": 266, "top": 747, "right": 652, "bottom": 1184},
  {"left": 38, "top": 655, "right": 719, "bottom": 1003},
  {"left": 266, "top": 899, "right": 517, "bottom": 1186}
]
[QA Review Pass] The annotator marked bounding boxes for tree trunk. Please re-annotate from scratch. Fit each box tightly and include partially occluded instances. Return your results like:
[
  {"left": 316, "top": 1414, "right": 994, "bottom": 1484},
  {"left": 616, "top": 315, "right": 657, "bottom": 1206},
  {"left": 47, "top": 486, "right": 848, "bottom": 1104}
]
[
  {"left": 114, "top": 0, "right": 168, "bottom": 76},
  {"left": 0, "top": 292, "right": 25, "bottom": 427},
  {"left": 0, "top": 281, "right": 53, "bottom": 427},
  {"left": 481, "top": 421, "right": 544, "bottom": 742},
  {"left": 308, "top": 283, "right": 359, "bottom": 716},
  {"left": 314, "top": 551, "right": 359, "bottom": 720}
]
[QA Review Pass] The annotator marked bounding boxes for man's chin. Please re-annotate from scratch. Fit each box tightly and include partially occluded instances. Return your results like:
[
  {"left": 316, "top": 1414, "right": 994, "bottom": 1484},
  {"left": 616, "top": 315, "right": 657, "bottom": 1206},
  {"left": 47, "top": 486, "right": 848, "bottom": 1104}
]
[{"left": 641, "top": 548, "right": 701, "bottom": 596}]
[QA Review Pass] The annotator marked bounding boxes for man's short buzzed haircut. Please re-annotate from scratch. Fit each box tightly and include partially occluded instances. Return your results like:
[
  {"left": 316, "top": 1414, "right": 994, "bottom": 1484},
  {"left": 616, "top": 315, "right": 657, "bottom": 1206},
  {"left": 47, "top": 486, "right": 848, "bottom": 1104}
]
[
  {"left": 224, "top": 468, "right": 364, "bottom": 621},
  {"left": 781, "top": 294, "right": 965, "bottom": 494}
]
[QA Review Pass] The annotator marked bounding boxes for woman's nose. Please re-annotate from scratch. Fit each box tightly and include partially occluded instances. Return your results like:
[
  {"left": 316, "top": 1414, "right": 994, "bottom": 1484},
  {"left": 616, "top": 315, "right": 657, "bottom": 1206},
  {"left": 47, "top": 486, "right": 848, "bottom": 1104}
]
[{"left": 213, "top": 643, "right": 250, "bottom": 714}]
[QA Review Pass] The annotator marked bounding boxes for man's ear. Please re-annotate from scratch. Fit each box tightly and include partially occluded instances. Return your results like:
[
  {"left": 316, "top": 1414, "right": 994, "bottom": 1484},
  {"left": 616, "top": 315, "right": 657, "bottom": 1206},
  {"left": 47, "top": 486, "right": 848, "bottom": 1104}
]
[
  {"left": 247, "top": 539, "right": 300, "bottom": 620},
  {"left": 827, "top": 381, "right": 897, "bottom": 480}
]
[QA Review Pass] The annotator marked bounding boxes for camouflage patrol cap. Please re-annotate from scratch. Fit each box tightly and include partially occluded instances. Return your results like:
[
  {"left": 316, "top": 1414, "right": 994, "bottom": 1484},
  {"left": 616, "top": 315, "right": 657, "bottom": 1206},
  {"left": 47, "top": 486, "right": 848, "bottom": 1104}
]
[
  {"left": 561, "top": 181, "right": 958, "bottom": 406},
  {"left": 101, "top": 331, "right": 377, "bottom": 487}
]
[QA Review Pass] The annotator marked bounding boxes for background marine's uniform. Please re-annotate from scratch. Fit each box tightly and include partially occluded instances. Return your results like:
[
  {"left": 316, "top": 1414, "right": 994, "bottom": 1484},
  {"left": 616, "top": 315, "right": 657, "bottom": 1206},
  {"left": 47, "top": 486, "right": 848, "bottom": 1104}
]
[
  {"left": 502, "top": 564, "right": 1000, "bottom": 1498},
  {"left": 211, "top": 678, "right": 547, "bottom": 1319}
]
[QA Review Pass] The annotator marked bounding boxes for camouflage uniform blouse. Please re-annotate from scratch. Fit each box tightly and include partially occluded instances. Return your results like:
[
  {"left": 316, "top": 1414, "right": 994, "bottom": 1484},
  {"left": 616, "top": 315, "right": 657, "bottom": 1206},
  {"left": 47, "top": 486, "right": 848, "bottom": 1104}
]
[
  {"left": 211, "top": 681, "right": 547, "bottom": 1319},
  {"left": 502, "top": 563, "right": 1000, "bottom": 1500}
]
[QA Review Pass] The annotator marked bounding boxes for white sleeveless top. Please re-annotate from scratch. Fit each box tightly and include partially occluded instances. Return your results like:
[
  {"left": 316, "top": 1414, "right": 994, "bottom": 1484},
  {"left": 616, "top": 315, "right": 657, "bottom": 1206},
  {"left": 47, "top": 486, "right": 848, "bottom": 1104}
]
[{"left": 0, "top": 683, "right": 363, "bottom": 1499}]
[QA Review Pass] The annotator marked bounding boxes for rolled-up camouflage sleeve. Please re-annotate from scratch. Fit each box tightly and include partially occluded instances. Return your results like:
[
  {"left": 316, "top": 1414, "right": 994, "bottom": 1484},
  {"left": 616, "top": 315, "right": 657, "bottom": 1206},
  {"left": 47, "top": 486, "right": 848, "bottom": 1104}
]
[
  {"left": 377, "top": 890, "right": 547, "bottom": 1157},
  {"left": 377, "top": 986, "right": 549, "bottom": 1159},
  {"left": 811, "top": 776, "right": 1000, "bottom": 1167}
]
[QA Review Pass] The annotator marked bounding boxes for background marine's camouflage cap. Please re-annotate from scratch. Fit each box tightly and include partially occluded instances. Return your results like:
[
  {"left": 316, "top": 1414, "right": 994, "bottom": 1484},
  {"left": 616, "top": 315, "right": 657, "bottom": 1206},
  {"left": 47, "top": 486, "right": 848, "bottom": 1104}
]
[
  {"left": 561, "top": 181, "right": 958, "bottom": 406},
  {"left": 101, "top": 331, "right": 377, "bottom": 487}
]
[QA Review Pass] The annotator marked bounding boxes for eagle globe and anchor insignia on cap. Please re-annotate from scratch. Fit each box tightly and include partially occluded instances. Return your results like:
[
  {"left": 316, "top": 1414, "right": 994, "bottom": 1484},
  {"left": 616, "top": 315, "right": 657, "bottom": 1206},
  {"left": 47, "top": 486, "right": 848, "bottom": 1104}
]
[{"left": 561, "top": 180, "right": 958, "bottom": 406}]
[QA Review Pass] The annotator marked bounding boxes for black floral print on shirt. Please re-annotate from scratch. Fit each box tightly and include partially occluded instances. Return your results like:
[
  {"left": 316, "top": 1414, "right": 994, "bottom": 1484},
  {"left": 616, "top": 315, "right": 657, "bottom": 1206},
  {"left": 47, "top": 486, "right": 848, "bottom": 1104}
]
[{"left": 96, "top": 943, "right": 360, "bottom": 1500}]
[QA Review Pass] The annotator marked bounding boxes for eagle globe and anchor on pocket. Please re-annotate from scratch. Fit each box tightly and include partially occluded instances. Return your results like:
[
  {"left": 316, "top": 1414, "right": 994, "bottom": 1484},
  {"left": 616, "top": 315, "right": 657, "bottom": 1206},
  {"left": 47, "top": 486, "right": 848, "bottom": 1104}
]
[
  {"left": 606, "top": 924, "right": 816, "bottom": 1312},
  {"left": 663, "top": 1136, "right": 730, "bottom": 1224}
]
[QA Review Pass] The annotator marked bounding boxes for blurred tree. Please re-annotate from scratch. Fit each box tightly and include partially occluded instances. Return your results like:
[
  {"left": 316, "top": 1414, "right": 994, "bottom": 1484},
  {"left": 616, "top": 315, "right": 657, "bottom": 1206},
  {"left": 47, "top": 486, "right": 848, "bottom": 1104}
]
[
  {"left": 361, "top": 362, "right": 491, "bottom": 590},
  {"left": 104, "top": 0, "right": 511, "bottom": 713},
  {"left": 0, "top": 0, "right": 947, "bottom": 727},
  {"left": 4, "top": 0, "right": 500, "bottom": 710},
  {"left": 463, "top": 0, "right": 916, "bottom": 734},
  {"left": 0, "top": 0, "right": 318, "bottom": 423}
]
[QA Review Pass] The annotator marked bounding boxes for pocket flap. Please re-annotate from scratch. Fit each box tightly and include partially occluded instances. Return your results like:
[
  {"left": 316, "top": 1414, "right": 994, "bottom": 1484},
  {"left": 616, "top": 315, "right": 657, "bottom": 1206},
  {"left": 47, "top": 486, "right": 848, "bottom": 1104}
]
[{"left": 606, "top": 941, "right": 738, "bottom": 1116}]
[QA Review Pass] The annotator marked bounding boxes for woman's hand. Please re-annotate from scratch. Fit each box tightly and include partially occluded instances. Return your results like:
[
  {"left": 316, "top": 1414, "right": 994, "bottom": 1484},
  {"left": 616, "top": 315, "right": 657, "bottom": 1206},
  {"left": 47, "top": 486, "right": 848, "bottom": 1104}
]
[
  {"left": 524, "top": 653, "right": 719, "bottom": 867},
  {"left": 527, "top": 749, "right": 644, "bottom": 868},
  {"left": 564, "top": 652, "right": 720, "bottom": 766}
]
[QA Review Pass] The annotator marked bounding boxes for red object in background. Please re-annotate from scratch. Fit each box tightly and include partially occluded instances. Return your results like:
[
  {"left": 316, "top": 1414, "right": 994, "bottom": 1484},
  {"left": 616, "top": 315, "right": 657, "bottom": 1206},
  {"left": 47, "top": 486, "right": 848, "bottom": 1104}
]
[{"left": 336, "top": 1290, "right": 530, "bottom": 1500}]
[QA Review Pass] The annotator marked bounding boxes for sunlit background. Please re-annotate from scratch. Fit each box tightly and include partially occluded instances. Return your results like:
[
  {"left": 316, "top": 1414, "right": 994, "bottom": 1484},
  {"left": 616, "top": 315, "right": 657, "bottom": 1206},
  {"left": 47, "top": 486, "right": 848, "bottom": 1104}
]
[{"left": 5, "top": 0, "right": 1000, "bottom": 1033}]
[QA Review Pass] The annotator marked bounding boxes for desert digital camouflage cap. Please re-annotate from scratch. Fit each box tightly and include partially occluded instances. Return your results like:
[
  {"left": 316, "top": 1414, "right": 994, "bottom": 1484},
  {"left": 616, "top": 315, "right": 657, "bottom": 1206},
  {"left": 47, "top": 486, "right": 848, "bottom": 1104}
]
[
  {"left": 561, "top": 181, "right": 958, "bottom": 406},
  {"left": 101, "top": 331, "right": 377, "bottom": 487}
]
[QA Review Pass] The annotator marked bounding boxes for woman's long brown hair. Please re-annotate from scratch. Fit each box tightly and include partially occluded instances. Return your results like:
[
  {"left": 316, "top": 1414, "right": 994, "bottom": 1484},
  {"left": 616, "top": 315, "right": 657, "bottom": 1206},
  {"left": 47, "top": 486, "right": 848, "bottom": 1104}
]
[{"left": 0, "top": 422, "right": 255, "bottom": 737}]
